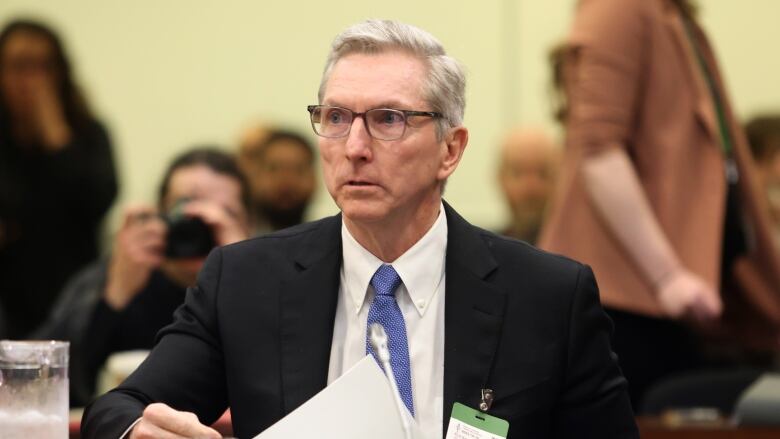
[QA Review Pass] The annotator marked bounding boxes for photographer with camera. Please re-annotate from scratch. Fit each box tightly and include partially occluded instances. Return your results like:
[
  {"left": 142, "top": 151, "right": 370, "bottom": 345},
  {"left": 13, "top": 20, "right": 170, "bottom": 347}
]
[{"left": 34, "top": 147, "right": 251, "bottom": 406}]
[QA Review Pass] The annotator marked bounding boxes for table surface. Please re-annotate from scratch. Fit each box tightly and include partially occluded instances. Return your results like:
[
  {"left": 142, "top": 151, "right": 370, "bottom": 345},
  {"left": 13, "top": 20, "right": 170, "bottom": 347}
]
[
  {"left": 637, "top": 416, "right": 780, "bottom": 439},
  {"left": 68, "top": 412, "right": 780, "bottom": 439}
]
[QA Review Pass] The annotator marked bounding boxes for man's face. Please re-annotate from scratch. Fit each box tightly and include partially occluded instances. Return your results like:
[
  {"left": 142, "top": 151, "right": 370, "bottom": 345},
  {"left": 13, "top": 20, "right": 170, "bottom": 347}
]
[
  {"left": 162, "top": 164, "right": 247, "bottom": 280},
  {"left": 243, "top": 139, "right": 316, "bottom": 218},
  {"left": 318, "top": 51, "right": 460, "bottom": 225},
  {"left": 498, "top": 131, "right": 560, "bottom": 221}
]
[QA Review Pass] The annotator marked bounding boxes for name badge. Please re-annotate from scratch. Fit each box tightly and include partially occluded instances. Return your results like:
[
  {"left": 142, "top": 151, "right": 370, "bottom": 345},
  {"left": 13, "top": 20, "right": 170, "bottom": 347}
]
[{"left": 445, "top": 402, "right": 509, "bottom": 439}]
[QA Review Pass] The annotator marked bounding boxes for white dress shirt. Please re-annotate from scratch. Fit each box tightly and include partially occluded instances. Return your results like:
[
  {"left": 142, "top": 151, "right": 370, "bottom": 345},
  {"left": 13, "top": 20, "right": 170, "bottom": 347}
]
[{"left": 327, "top": 205, "right": 447, "bottom": 439}]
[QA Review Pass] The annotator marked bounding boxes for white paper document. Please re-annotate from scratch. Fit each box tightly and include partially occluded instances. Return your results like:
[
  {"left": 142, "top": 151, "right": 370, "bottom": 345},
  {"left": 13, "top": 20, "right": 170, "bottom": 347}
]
[{"left": 254, "top": 355, "right": 425, "bottom": 438}]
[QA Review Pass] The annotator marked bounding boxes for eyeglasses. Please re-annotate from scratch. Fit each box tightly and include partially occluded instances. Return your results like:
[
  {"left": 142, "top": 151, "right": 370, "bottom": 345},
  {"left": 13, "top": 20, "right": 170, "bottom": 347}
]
[{"left": 307, "top": 105, "right": 443, "bottom": 141}]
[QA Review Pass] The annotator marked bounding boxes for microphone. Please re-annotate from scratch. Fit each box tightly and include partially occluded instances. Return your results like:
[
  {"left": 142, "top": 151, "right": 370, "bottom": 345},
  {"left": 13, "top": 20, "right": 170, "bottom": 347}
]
[{"left": 369, "top": 323, "right": 414, "bottom": 439}]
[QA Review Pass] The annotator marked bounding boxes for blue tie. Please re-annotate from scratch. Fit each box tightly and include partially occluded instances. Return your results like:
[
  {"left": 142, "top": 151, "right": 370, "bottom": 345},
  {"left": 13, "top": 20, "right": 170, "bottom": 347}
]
[{"left": 366, "top": 264, "right": 415, "bottom": 417}]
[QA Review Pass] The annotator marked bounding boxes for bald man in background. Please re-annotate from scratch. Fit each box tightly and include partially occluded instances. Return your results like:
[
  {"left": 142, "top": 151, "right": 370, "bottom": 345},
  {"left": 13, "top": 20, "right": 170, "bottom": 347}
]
[{"left": 497, "top": 127, "right": 561, "bottom": 244}]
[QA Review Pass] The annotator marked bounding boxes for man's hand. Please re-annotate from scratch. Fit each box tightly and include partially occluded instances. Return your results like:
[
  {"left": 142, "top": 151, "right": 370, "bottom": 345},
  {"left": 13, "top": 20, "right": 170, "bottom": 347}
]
[
  {"left": 183, "top": 200, "right": 248, "bottom": 246},
  {"left": 657, "top": 268, "right": 722, "bottom": 323},
  {"left": 104, "top": 206, "right": 166, "bottom": 310},
  {"left": 129, "top": 403, "right": 221, "bottom": 439}
]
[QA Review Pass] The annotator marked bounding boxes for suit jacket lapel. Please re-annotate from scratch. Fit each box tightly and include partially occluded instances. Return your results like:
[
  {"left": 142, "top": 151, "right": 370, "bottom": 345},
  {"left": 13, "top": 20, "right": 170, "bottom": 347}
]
[
  {"left": 442, "top": 202, "right": 506, "bottom": 430},
  {"left": 279, "top": 215, "right": 343, "bottom": 414},
  {"left": 276, "top": 206, "right": 509, "bottom": 429}
]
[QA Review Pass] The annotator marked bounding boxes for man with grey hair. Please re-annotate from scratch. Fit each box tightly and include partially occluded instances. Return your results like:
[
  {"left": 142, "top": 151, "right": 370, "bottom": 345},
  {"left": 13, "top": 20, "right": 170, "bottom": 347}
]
[{"left": 82, "top": 19, "right": 637, "bottom": 438}]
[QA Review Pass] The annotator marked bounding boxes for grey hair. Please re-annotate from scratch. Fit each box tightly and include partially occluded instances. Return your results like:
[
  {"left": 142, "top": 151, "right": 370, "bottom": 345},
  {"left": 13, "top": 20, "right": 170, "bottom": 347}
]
[{"left": 317, "top": 19, "right": 466, "bottom": 137}]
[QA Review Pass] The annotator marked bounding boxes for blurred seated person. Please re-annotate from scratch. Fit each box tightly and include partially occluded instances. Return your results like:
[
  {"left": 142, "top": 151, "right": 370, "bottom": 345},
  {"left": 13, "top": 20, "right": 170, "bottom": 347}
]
[
  {"left": 0, "top": 19, "right": 117, "bottom": 338},
  {"left": 746, "top": 115, "right": 780, "bottom": 246},
  {"left": 238, "top": 127, "right": 317, "bottom": 234},
  {"left": 497, "top": 127, "right": 560, "bottom": 244},
  {"left": 34, "top": 147, "right": 250, "bottom": 406}
]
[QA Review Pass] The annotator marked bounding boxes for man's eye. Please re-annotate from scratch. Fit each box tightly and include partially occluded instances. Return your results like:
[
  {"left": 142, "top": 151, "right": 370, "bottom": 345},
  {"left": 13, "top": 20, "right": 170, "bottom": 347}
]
[
  {"left": 377, "top": 110, "right": 404, "bottom": 125},
  {"left": 326, "top": 110, "right": 346, "bottom": 124}
]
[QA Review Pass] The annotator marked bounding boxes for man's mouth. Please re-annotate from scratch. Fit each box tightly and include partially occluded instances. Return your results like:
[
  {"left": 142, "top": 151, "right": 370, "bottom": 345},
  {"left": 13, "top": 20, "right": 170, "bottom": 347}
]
[{"left": 347, "top": 180, "right": 375, "bottom": 186}]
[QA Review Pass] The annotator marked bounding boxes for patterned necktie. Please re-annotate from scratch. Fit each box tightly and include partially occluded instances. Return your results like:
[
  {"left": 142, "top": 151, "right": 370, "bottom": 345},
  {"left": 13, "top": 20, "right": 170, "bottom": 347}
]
[{"left": 366, "top": 264, "right": 415, "bottom": 417}]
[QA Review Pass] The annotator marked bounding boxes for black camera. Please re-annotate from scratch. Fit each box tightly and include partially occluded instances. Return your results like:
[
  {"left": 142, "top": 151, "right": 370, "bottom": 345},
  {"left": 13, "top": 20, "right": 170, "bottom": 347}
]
[{"left": 163, "top": 198, "right": 215, "bottom": 259}]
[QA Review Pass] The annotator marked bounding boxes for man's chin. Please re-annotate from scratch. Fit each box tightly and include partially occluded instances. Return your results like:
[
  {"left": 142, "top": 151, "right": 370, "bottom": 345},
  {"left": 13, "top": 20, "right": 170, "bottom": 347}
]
[{"left": 339, "top": 202, "right": 390, "bottom": 225}]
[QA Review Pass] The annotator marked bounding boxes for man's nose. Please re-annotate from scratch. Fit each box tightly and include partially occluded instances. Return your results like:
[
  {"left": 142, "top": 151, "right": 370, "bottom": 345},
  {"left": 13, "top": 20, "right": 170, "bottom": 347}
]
[{"left": 344, "top": 116, "right": 373, "bottom": 161}]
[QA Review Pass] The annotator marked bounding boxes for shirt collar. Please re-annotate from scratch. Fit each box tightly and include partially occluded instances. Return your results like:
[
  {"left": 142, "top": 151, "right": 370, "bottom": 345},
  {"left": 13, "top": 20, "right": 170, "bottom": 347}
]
[{"left": 341, "top": 203, "right": 448, "bottom": 317}]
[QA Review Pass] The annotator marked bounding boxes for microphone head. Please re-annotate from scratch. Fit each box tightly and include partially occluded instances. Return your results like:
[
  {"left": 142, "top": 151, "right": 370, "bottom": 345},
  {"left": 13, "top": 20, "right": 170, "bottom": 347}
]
[{"left": 369, "top": 323, "right": 391, "bottom": 362}]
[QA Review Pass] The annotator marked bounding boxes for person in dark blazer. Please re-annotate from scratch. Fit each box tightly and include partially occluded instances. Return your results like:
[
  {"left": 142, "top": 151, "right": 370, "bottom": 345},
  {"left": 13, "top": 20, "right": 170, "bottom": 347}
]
[{"left": 82, "top": 19, "right": 637, "bottom": 439}]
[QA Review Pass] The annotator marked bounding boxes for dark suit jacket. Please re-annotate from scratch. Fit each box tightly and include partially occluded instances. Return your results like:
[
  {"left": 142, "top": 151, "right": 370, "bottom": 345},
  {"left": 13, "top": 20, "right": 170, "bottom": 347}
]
[{"left": 82, "top": 203, "right": 638, "bottom": 438}]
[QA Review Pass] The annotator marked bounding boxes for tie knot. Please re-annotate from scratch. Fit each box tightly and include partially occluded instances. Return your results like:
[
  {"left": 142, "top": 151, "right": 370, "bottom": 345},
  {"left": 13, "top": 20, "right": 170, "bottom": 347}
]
[{"left": 370, "top": 264, "right": 402, "bottom": 297}]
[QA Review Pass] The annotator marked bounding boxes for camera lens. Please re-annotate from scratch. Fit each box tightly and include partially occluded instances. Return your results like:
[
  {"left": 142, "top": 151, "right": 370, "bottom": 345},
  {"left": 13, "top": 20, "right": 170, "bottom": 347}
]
[{"left": 164, "top": 199, "right": 216, "bottom": 259}]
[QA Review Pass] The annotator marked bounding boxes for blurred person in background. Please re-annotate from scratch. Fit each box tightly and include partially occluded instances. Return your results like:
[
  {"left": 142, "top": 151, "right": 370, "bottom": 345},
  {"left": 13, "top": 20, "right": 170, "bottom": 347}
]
[
  {"left": 237, "top": 127, "right": 317, "bottom": 234},
  {"left": 497, "top": 127, "right": 561, "bottom": 244},
  {"left": 745, "top": 115, "right": 780, "bottom": 247},
  {"left": 540, "top": 0, "right": 780, "bottom": 408},
  {"left": 238, "top": 121, "right": 272, "bottom": 155},
  {"left": 0, "top": 19, "right": 117, "bottom": 338},
  {"left": 34, "top": 147, "right": 250, "bottom": 406}
]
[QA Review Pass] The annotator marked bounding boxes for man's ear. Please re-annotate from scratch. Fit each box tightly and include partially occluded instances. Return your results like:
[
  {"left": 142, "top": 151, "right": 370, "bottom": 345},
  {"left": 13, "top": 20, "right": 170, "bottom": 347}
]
[{"left": 438, "top": 126, "right": 469, "bottom": 181}]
